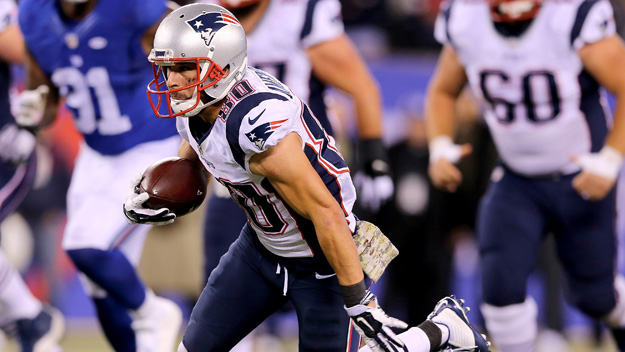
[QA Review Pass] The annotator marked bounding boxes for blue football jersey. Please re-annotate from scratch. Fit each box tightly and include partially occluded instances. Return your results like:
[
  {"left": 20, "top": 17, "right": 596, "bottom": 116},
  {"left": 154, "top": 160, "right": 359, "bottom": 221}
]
[{"left": 18, "top": 0, "right": 177, "bottom": 155}]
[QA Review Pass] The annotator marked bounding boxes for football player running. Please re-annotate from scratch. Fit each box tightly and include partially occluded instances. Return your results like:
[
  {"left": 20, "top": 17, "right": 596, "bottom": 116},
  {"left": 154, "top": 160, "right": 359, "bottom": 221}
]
[
  {"left": 124, "top": 3, "right": 491, "bottom": 352},
  {"left": 426, "top": 0, "right": 625, "bottom": 350},
  {"left": 0, "top": 0, "right": 65, "bottom": 350},
  {"left": 18, "top": 0, "right": 182, "bottom": 351},
  {"left": 197, "top": 0, "right": 393, "bottom": 285}
]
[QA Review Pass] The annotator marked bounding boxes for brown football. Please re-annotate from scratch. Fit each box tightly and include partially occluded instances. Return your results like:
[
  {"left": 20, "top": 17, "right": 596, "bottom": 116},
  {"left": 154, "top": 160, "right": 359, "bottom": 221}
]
[{"left": 139, "top": 157, "right": 208, "bottom": 217}]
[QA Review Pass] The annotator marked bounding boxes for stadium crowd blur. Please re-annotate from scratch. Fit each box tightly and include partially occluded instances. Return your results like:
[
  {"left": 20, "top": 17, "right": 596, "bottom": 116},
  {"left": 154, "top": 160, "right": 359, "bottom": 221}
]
[{"left": 3, "top": 0, "right": 625, "bottom": 350}]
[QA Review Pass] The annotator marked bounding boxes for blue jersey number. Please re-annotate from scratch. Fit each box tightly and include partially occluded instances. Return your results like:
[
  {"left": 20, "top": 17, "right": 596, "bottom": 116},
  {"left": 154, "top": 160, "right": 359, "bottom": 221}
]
[
  {"left": 480, "top": 70, "right": 561, "bottom": 124},
  {"left": 51, "top": 67, "right": 132, "bottom": 135}
]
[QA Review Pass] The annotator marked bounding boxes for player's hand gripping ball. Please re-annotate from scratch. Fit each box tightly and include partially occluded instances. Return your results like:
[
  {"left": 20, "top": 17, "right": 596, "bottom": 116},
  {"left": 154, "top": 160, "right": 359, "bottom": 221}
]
[{"left": 140, "top": 157, "right": 208, "bottom": 217}]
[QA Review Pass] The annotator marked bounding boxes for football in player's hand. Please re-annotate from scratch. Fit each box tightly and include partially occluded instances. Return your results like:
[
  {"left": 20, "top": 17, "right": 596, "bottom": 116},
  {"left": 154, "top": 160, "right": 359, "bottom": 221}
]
[{"left": 140, "top": 157, "right": 208, "bottom": 217}]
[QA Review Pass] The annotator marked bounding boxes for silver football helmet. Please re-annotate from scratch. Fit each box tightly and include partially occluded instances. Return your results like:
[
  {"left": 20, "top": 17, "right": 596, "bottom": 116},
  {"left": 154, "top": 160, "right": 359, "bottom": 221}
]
[{"left": 147, "top": 3, "right": 247, "bottom": 118}]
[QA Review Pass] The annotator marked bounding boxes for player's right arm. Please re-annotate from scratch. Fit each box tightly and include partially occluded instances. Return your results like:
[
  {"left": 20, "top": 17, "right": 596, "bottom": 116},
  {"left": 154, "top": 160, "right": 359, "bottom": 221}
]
[
  {"left": 178, "top": 139, "right": 211, "bottom": 180},
  {"left": 425, "top": 45, "right": 472, "bottom": 192}
]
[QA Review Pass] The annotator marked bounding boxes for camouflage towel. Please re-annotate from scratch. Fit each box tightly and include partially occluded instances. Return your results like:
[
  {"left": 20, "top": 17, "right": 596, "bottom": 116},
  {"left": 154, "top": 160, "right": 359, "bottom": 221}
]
[{"left": 353, "top": 220, "right": 399, "bottom": 282}]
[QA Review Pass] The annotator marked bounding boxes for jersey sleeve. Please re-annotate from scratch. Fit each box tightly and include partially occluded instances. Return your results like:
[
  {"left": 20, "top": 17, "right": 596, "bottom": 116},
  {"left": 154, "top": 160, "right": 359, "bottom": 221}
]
[
  {"left": 300, "top": 0, "right": 344, "bottom": 49},
  {"left": 176, "top": 117, "right": 190, "bottom": 142},
  {"left": 572, "top": 0, "right": 616, "bottom": 50},
  {"left": 238, "top": 100, "right": 297, "bottom": 156},
  {"left": 0, "top": 0, "right": 16, "bottom": 33},
  {"left": 434, "top": 1, "right": 453, "bottom": 45},
  {"left": 130, "top": 0, "right": 168, "bottom": 32}
]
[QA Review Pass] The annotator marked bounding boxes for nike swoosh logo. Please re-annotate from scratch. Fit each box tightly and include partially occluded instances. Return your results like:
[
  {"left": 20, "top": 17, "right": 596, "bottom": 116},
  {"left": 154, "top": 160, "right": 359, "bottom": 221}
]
[
  {"left": 248, "top": 109, "right": 266, "bottom": 125},
  {"left": 315, "top": 273, "right": 336, "bottom": 280}
]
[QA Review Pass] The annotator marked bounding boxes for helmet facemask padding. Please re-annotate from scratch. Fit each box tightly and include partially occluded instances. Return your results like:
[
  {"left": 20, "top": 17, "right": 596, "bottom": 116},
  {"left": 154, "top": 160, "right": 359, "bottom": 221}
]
[{"left": 147, "top": 57, "right": 226, "bottom": 118}]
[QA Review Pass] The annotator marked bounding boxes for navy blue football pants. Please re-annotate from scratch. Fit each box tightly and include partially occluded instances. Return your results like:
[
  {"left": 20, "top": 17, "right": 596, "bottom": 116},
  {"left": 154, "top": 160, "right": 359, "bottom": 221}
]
[
  {"left": 183, "top": 223, "right": 360, "bottom": 352},
  {"left": 478, "top": 166, "right": 617, "bottom": 318}
]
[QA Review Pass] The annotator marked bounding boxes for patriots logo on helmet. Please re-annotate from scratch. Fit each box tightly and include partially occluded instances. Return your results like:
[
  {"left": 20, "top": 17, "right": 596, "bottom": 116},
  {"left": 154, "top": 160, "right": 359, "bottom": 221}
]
[
  {"left": 186, "top": 12, "right": 240, "bottom": 47},
  {"left": 245, "top": 119, "right": 287, "bottom": 150}
]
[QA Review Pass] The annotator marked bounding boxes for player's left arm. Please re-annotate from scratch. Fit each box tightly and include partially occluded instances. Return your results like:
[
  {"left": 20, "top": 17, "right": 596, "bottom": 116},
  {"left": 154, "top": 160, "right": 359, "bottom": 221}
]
[
  {"left": 308, "top": 35, "right": 393, "bottom": 212},
  {"left": 307, "top": 35, "right": 382, "bottom": 139},
  {"left": 573, "top": 34, "right": 625, "bottom": 200},
  {"left": 249, "top": 132, "right": 364, "bottom": 286}
]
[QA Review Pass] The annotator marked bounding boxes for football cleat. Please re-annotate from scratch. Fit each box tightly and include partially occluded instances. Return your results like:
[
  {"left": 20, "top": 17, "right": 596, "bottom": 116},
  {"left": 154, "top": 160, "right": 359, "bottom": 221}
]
[
  {"left": 132, "top": 296, "right": 182, "bottom": 352},
  {"left": 15, "top": 305, "right": 65, "bottom": 352},
  {"left": 428, "top": 295, "right": 491, "bottom": 352}
]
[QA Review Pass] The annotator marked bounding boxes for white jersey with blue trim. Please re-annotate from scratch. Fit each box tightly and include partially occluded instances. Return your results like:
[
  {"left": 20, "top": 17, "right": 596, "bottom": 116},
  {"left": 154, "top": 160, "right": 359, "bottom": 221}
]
[
  {"left": 177, "top": 67, "right": 357, "bottom": 258},
  {"left": 435, "top": 0, "right": 616, "bottom": 176},
  {"left": 198, "top": 0, "right": 344, "bottom": 133},
  {"left": 0, "top": 0, "right": 15, "bottom": 33}
]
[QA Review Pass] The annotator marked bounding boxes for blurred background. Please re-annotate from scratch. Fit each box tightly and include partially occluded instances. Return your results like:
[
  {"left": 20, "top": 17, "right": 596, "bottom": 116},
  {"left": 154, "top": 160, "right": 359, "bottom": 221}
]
[{"left": 3, "top": 0, "right": 625, "bottom": 350}]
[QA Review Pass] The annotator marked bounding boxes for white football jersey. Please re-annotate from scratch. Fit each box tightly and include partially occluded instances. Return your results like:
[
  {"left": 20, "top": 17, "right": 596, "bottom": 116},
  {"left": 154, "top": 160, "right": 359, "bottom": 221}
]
[
  {"left": 435, "top": 0, "right": 616, "bottom": 176},
  {"left": 0, "top": 0, "right": 16, "bottom": 33},
  {"left": 177, "top": 67, "right": 357, "bottom": 258},
  {"left": 198, "top": 0, "right": 344, "bottom": 129}
]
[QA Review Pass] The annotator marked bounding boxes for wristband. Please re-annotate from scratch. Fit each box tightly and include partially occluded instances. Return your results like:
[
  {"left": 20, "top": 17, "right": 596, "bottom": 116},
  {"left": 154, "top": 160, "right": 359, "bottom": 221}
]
[
  {"left": 341, "top": 279, "right": 367, "bottom": 308},
  {"left": 429, "top": 135, "right": 462, "bottom": 164},
  {"left": 578, "top": 145, "right": 624, "bottom": 181},
  {"left": 600, "top": 145, "right": 623, "bottom": 169}
]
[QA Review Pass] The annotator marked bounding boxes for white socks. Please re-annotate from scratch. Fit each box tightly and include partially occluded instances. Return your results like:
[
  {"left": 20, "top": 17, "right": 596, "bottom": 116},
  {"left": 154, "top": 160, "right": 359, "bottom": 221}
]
[
  {"left": 481, "top": 297, "right": 538, "bottom": 352},
  {"left": 358, "top": 326, "right": 450, "bottom": 352}
]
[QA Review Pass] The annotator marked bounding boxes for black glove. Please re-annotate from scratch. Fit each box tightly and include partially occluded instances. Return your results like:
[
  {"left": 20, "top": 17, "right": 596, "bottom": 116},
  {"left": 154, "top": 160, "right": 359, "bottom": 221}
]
[
  {"left": 345, "top": 291, "right": 408, "bottom": 352},
  {"left": 353, "top": 138, "right": 394, "bottom": 212}
]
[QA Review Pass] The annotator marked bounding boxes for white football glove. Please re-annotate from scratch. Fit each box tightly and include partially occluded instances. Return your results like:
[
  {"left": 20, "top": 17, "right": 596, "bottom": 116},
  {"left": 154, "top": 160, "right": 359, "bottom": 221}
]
[
  {"left": 429, "top": 135, "right": 463, "bottom": 164},
  {"left": 123, "top": 173, "right": 175, "bottom": 226},
  {"left": 345, "top": 291, "right": 408, "bottom": 352},
  {"left": 0, "top": 124, "right": 36, "bottom": 164},
  {"left": 15, "top": 85, "right": 49, "bottom": 128},
  {"left": 574, "top": 146, "right": 623, "bottom": 181}
]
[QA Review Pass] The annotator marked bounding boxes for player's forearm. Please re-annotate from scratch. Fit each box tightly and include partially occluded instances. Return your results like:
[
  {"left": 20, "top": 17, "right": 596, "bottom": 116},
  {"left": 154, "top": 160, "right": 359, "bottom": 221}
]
[
  {"left": 314, "top": 208, "right": 364, "bottom": 286},
  {"left": 350, "top": 80, "right": 384, "bottom": 139},
  {"left": 425, "top": 89, "right": 457, "bottom": 141}
]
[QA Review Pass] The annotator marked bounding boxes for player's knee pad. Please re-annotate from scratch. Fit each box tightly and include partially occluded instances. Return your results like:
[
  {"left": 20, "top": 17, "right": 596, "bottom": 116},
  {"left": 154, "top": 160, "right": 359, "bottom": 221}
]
[
  {"left": 177, "top": 342, "right": 189, "bottom": 352},
  {"left": 481, "top": 260, "right": 527, "bottom": 306},
  {"left": 569, "top": 275, "right": 617, "bottom": 319},
  {"left": 605, "top": 275, "right": 625, "bottom": 328},
  {"left": 481, "top": 297, "right": 538, "bottom": 347}
]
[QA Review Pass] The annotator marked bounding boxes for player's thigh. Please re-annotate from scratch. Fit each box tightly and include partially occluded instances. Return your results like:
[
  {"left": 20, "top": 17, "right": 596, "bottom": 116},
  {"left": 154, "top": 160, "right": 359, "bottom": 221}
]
[
  {"left": 183, "top": 229, "right": 286, "bottom": 352},
  {"left": 478, "top": 168, "right": 547, "bottom": 305},
  {"left": 557, "top": 187, "right": 617, "bottom": 315},
  {"left": 63, "top": 138, "right": 179, "bottom": 252},
  {"left": 290, "top": 274, "right": 353, "bottom": 352}
]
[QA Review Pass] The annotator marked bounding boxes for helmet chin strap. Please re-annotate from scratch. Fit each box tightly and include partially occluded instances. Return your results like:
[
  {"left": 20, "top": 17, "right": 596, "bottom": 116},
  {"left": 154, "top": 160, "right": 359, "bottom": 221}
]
[{"left": 171, "top": 87, "right": 218, "bottom": 118}]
